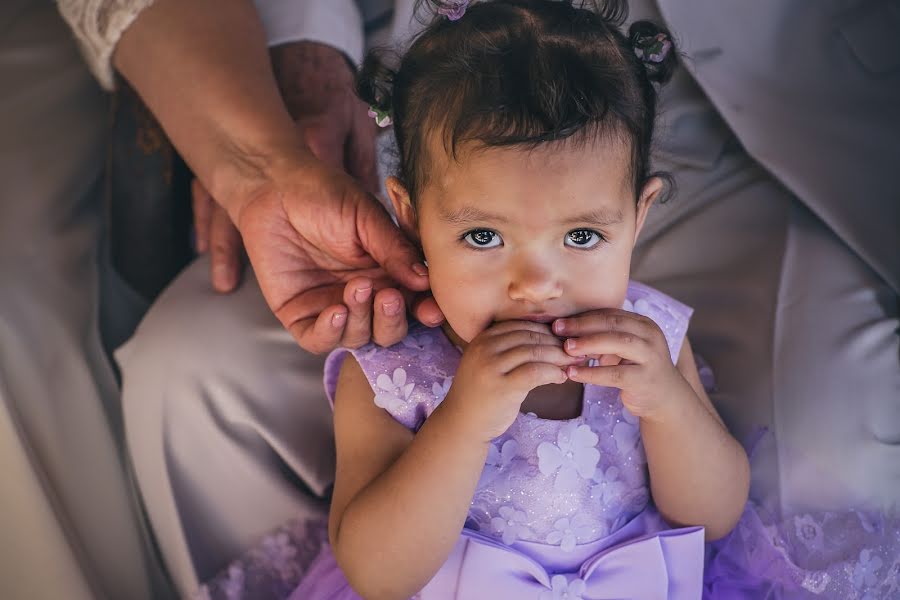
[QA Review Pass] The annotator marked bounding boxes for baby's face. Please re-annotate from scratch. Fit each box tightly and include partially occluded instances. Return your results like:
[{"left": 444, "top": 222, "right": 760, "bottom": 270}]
[{"left": 389, "top": 137, "right": 659, "bottom": 343}]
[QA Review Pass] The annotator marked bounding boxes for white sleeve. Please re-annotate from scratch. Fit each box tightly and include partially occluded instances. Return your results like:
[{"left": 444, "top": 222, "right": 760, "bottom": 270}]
[
  {"left": 255, "top": 0, "right": 365, "bottom": 64},
  {"left": 57, "top": 0, "right": 156, "bottom": 91},
  {"left": 57, "top": 0, "right": 365, "bottom": 92}
]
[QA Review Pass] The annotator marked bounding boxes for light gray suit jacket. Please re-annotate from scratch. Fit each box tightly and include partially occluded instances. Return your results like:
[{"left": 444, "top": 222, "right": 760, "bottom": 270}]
[{"left": 657, "top": 0, "right": 900, "bottom": 292}]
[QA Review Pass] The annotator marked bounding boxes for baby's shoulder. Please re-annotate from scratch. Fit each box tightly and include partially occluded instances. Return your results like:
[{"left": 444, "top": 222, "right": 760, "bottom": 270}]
[{"left": 327, "top": 323, "right": 461, "bottom": 431}]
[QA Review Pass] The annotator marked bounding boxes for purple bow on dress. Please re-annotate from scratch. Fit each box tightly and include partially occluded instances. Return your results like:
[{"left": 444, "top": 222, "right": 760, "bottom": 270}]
[{"left": 420, "top": 512, "right": 705, "bottom": 599}]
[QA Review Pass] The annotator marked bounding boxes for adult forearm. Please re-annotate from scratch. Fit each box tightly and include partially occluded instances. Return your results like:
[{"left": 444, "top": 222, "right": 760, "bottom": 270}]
[
  {"left": 641, "top": 385, "right": 749, "bottom": 540},
  {"left": 113, "top": 0, "right": 308, "bottom": 219},
  {"left": 334, "top": 406, "right": 490, "bottom": 600}
]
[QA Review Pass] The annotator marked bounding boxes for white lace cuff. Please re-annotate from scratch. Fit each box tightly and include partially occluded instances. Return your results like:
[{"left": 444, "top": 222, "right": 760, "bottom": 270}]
[{"left": 58, "top": 0, "right": 156, "bottom": 91}]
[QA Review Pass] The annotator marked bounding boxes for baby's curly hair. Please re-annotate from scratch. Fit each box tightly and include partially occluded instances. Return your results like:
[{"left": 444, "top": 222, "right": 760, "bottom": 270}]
[{"left": 357, "top": 0, "right": 678, "bottom": 203}]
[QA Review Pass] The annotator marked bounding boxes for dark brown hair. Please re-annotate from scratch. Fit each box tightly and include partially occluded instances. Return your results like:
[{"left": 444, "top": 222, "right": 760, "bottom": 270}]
[{"left": 357, "top": 0, "right": 678, "bottom": 203}]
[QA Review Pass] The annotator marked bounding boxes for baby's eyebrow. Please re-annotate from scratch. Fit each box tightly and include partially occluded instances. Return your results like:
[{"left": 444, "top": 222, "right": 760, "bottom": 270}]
[
  {"left": 439, "top": 206, "right": 624, "bottom": 227},
  {"left": 439, "top": 205, "right": 510, "bottom": 225},
  {"left": 560, "top": 208, "right": 624, "bottom": 227}
]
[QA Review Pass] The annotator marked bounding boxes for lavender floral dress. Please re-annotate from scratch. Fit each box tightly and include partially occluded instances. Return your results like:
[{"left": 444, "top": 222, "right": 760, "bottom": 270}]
[{"left": 196, "top": 282, "right": 900, "bottom": 600}]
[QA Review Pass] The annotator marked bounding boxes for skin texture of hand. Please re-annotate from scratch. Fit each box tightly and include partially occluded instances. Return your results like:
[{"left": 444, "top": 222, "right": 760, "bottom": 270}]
[
  {"left": 555, "top": 309, "right": 691, "bottom": 421},
  {"left": 208, "top": 41, "right": 445, "bottom": 351},
  {"left": 194, "top": 41, "right": 382, "bottom": 295},
  {"left": 441, "top": 321, "right": 577, "bottom": 442}
]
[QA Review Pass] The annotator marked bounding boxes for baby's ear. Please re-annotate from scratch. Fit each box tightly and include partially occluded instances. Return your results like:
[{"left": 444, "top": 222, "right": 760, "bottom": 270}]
[
  {"left": 634, "top": 176, "right": 663, "bottom": 241},
  {"left": 385, "top": 177, "right": 419, "bottom": 243}
]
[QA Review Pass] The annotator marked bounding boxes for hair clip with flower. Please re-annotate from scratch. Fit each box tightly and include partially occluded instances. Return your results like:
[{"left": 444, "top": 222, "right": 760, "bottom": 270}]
[
  {"left": 633, "top": 32, "right": 672, "bottom": 64},
  {"left": 437, "top": 0, "right": 469, "bottom": 21},
  {"left": 368, "top": 105, "right": 393, "bottom": 128}
]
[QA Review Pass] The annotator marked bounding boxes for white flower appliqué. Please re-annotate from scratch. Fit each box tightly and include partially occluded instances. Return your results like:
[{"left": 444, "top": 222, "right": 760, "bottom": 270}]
[
  {"left": 477, "top": 439, "right": 519, "bottom": 489},
  {"left": 431, "top": 377, "right": 453, "bottom": 401},
  {"left": 374, "top": 368, "right": 415, "bottom": 413},
  {"left": 537, "top": 423, "right": 600, "bottom": 490},
  {"left": 491, "top": 505, "right": 531, "bottom": 545},
  {"left": 591, "top": 465, "right": 627, "bottom": 507},
  {"left": 546, "top": 513, "right": 594, "bottom": 552},
  {"left": 852, "top": 549, "right": 883, "bottom": 591}
]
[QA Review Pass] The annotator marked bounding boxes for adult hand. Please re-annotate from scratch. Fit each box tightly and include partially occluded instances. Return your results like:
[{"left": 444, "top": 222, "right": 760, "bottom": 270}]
[{"left": 196, "top": 41, "right": 444, "bottom": 351}]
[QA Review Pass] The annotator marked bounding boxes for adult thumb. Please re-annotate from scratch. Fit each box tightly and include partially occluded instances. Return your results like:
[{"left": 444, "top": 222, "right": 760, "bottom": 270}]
[{"left": 357, "top": 198, "right": 430, "bottom": 292}]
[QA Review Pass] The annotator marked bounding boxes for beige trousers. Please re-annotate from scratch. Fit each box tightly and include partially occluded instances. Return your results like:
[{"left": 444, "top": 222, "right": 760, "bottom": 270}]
[{"left": 0, "top": 3, "right": 171, "bottom": 599}]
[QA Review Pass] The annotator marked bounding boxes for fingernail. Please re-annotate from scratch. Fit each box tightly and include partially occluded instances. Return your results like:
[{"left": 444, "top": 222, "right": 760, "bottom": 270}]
[
  {"left": 553, "top": 319, "right": 566, "bottom": 334},
  {"left": 567, "top": 366, "right": 579, "bottom": 379},
  {"left": 332, "top": 311, "right": 347, "bottom": 327},
  {"left": 382, "top": 300, "right": 401, "bottom": 316},
  {"left": 412, "top": 263, "right": 428, "bottom": 277},
  {"left": 354, "top": 286, "right": 372, "bottom": 303},
  {"left": 213, "top": 265, "right": 233, "bottom": 289},
  {"left": 565, "top": 339, "right": 579, "bottom": 353}
]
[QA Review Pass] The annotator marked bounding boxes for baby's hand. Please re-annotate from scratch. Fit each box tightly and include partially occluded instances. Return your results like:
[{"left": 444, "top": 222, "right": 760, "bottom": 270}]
[
  {"left": 442, "top": 321, "right": 576, "bottom": 442},
  {"left": 554, "top": 310, "right": 691, "bottom": 422}
]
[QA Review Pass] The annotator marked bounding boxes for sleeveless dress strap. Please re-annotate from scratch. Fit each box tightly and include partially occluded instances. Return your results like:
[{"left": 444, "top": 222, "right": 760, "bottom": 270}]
[
  {"left": 323, "top": 323, "right": 460, "bottom": 431},
  {"left": 625, "top": 281, "right": 693, "bottom": 363}
]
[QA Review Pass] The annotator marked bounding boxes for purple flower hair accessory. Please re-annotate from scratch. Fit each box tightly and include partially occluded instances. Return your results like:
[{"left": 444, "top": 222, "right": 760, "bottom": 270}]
[
  {"left": 437, "top": 0, "right": 469, "bottom": 21},
  {"left": 368, "top": 105, "right": 392, "bottom": 128},
  {"left": 633, "top": 32, "right": 672, "bottom": 64}
]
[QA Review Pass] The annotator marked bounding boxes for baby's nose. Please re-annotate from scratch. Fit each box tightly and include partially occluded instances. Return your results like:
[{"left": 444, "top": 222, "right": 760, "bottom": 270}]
[{"left": 507, "top": 258, "right": 562, "bottom": 303}]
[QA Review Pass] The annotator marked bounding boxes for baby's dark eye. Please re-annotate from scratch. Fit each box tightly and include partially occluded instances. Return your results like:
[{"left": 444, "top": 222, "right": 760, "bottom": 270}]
[
  {"left": 565, "top": 229, "right": 602, "bottom": 248},
  {"left": 462, "top": 229, "right": 502, "bottom": 248}
]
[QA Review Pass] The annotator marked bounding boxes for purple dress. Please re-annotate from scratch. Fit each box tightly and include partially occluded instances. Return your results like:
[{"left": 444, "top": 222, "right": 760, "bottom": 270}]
[{"left": 196, "top": 282, "right": 900, "bottom": 600}]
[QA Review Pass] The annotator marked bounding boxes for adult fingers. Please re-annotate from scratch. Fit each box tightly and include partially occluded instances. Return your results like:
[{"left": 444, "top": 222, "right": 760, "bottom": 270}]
[
  {"left": 276, "top": 284, "right": 348, "bottom": 354},
  {"left": 496, "top": 344, "right": 581, "bottom": 373},
  {"left": 552, "top": 309, "right": 655, "bottom": 338},
  {"left": 507, "top": 362, "right": 568, "bottom": 390},
  {"left": 371, "top": 288, "right": 410, "bottom": 347},
  {"left": 192, "top": 178, "right": 212, "bottom": 253},
  {"left": 356, "top": 198, "right": 430, "bottom": 293},
  {"left": 209, "top": 204, "right": 244, "bottom": 293},
  {"left": 297, "top": 119, "right": 345, "bottom": 169},
  {"left": 289, "top": 304, "right": 350, "bottom": 355},
  {"left": 566, "top": 364, "right": 637, "bottom": 389},
  {"left": 339, "top": 277, "right": 375, "bottom": 349},
  {"left": 563, "top": 331, "right": 650, "bottom": 364},
  {"left": 410, "top": 294, "right": 445, "bottom": 328},
  {"left": 346, "top": 111, "right": 380, "bottom": 195}
]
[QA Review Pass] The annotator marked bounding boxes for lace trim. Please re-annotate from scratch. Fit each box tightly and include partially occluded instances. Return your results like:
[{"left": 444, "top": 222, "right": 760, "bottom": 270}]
[
  {"left": 57, "top": 0, "right": 156, "bottom": 90},
  {"left": 193, "top": 517, "right": 327, "bottom": 600}
]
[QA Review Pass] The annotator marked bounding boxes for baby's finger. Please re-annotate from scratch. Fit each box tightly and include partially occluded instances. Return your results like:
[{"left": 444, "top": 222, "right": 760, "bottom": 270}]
[
  {"left": 496, "top": 344, "right": 582, "bottom": 373},
  {"left": 553, "top": 309, "right": 654, "bottom": 338},
  {"left": 485, "top": 320, "right": 554, "bottom": 338},
  {"left": 566, "top": 364, "right": 636, "bottom": 389},
  {"left": 486, "top": 329, "right": 564, "bottom": 354},
  {"left": 598, "top": 354, "right": 622, "bottom": 367},
  {"left": 564, "top": 331, "right": 650, "bottom": 363},
  {"left": 507, "top": 362, "right": 567, "bottom": 390}
]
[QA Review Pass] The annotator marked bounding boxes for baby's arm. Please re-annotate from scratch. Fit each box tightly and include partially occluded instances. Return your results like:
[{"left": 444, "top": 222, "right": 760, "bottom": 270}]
[
  {"left": 640, "top": 337, "right": 749, "bottom": 539},
  {"left": 328, "top": 356, "right": 490, "bottom": 600}
]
